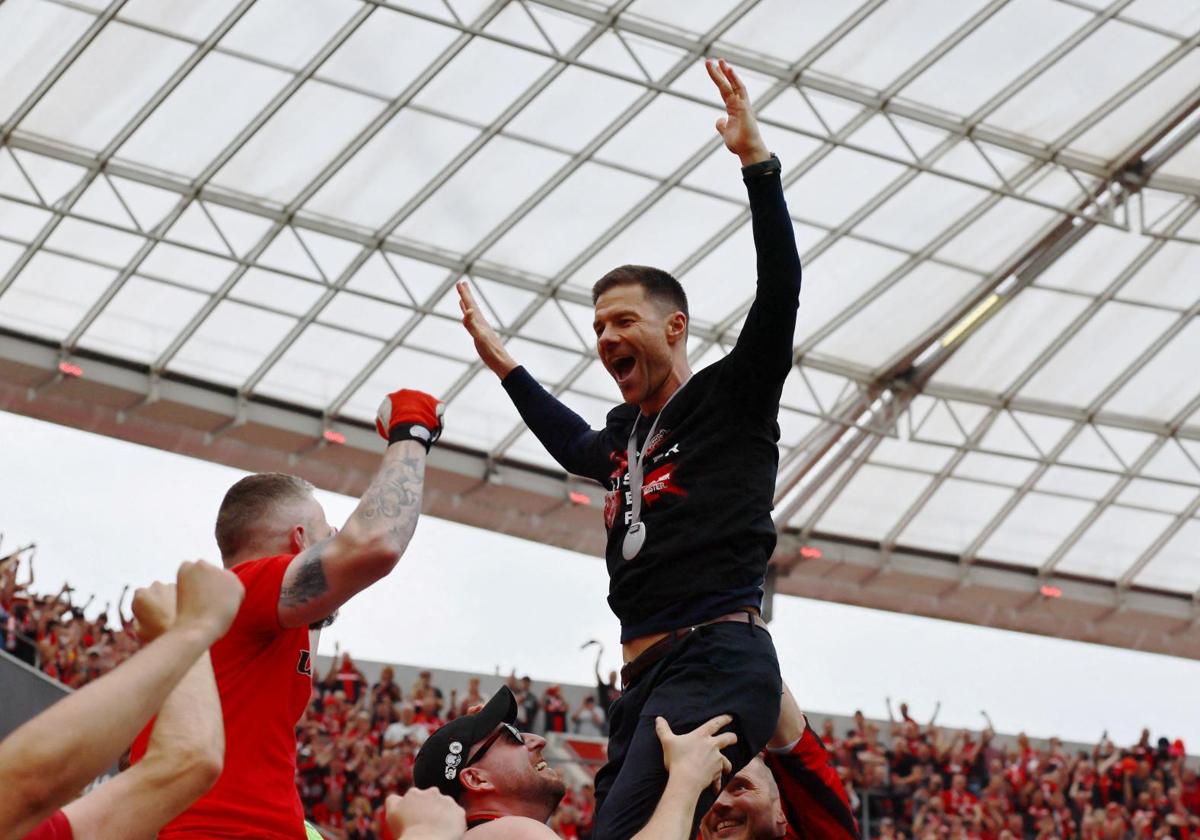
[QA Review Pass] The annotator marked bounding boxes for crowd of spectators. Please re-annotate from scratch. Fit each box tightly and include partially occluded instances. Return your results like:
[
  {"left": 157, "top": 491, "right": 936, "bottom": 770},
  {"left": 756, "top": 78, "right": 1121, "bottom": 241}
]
[
  {"left": 7, "top": 549, "right": 1200, "bottom": 839},
  {"left": 1, "top": 548, "right": 140, "bottom": 688},
  {"left": 823, "top": 700, "right": 1199, "bottom": 840}
]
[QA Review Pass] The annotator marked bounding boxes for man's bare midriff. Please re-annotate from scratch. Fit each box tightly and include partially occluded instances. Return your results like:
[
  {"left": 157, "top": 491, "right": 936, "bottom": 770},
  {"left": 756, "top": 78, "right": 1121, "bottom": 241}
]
[
  {"left": 622, "top": 631, "right": 671, "bottom": 664},
  {"left": 621, "top": 606, "right": 761, "bottom": 663}
]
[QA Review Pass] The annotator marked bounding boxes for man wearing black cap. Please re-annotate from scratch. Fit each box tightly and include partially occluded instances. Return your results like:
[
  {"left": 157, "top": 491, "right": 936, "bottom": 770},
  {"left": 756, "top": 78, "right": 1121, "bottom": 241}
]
[
  {"left": 414, "top": 687, "right": 738, "bottom": 839},
  {"left": 414, "top": 687, "right": 566, "bottom": 830}
]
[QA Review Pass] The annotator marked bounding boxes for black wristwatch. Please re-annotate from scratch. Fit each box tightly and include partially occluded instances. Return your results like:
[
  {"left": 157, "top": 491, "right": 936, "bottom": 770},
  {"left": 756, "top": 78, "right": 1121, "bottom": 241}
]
[{"left": 741, "top": 153, "right": 781, "bottom": 179}]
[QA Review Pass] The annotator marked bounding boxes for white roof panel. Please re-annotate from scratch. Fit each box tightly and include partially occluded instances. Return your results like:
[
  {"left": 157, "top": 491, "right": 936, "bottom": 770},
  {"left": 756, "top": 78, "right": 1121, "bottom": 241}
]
[
  {"left": 816, "top": 463, "right": 933, "bottom": 542},
  {"left": 1018, "top": 301, "right": 1178, "bottom": 408},
  {"left": 219, "top": 0, "right": 360, "bottom": 70},
  {"left": 0, "top": 0, "right": 95, "bottom": 125},
  {"left": 979, "top": 492, "right": 1096, "bottom": 567},
  {"left": 1103, "top": 317, "right": 1200, "bottom": 422},
  {"left": 1133, "top": 519, "right": 1200, "bottom": 593},
  {"left": 483, "top": 162, "right": 657, "bottom": 278},
  {"left": 21, "top": 22, "right": 191, "bottom": 151},
  {"left": 1056, "top": 505, "right": 1175, "bottom": 580},
  {"left": 985, "top": 20, "right": 1176, "bottom": 143},
  {"left": 79, "top": 276, "right": 210, "bottom": 363},
  {"left": 813, "top": 262, "right": 981, "bottom": 372},
  {"left": 119, "top": 0, "right": 244, "bottom": 41},
  {"left": 304, "top": 108, "right": 480, "bottom": 230},
  {"left": 212, "top": 81, "right": 385, "bottom": 204},
  {"left": 854, "top": 172, "right": 991, "bottom": 251},
  {"left": 898, "top": 477, "right": 1014, "bottom": 554},
  {"left": 932, "top": 287, "right": 1092, "bottom": 393},
  {"left": 896, "top": 0, "right": 1091, "bottom": 118},
  {"left": 0, "top": 252, "right": 117, "bottom": 340},
  {"left": 811, "top": 0, "right": 991, "bottom": 93},
  {"left": 396, "top": 136, "right": 569, "bottom": 255},
  {"left": 118, "top": 52, "right": 291, "bottom": 178}
]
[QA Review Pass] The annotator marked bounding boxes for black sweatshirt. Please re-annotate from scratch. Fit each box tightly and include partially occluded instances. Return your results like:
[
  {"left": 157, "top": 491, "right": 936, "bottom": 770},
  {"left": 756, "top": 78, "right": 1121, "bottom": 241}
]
[{"left": 501, "top": 160, "right": 802, "bottom": 640}]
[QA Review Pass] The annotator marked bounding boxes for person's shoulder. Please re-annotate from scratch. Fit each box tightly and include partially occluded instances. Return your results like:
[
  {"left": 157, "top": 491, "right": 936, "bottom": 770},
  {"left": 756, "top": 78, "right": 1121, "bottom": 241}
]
[
  {"left": 467, "top": 816, "right": 558, "bottom": 839},
  {"left": 604, "top": 402, "right": 637, "bottom": 429},
  {"left": 693, "top": 359, "right": 724, "bottom": 380}
]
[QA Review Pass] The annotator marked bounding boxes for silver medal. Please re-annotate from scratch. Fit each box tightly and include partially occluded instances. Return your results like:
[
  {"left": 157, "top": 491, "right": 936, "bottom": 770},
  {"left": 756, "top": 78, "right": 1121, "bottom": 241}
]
[
  {"left": 622, "top": 378, "right": 690, "bottom": 562},
  {"left": 622, "top": 522, "right": 647, "bottom": 560}
]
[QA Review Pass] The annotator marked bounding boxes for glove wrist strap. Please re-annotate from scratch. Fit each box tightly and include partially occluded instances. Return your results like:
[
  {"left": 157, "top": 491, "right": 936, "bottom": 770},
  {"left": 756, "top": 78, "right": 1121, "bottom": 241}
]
[{"left": 387, "top": 423, "right": 436, "bottom": 452}]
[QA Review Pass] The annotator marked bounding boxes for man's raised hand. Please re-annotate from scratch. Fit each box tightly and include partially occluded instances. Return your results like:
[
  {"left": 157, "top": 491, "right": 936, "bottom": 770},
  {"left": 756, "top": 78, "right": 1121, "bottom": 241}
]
[
  {"left": 174, "top": 559, "right": 244, "bottom": 643},
  {"left": 655, "top": 714, "right": 737, "bottom": 796},
  {"left": 705, "top": 59, "right": 770, "bottom": 167},
  {"left": 385, "top": 788, "right": 467, "bottom": 840},
  {"left": 376, "top": 389, "right": 444, "bottom": 451},
  {"left": 131, "top": 581, "right": 177, "bottom": 643},
  {"left": 456, "top": 279, "right": 517, "bottom": 380}
]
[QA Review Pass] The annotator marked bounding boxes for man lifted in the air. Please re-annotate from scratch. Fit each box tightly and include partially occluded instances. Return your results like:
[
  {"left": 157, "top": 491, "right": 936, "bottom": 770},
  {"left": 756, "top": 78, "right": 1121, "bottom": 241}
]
[{"left": 457, "top": 59, "right": 801, "bottom": 839}]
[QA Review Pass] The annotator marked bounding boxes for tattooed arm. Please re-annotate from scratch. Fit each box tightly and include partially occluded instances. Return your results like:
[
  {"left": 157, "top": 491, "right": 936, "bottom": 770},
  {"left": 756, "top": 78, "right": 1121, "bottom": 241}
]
[{"left": 277, "top": 440, "right": 427, "bottom": 629}]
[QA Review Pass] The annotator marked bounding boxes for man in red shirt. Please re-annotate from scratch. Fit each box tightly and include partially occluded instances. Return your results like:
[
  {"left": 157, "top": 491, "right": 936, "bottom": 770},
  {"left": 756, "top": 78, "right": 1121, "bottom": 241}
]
[
  {"left": 134, "top": 389, "right": 444, "bottom": 839},
  {"left": 943, "top": 773, "right": 979, "bottom": 817},
  {"left": 699, "top": 682, "right": 860, "bottom": 840}
]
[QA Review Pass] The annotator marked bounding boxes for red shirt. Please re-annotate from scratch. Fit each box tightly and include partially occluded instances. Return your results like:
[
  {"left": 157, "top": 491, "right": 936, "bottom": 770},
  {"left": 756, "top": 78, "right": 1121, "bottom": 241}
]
[
  {"left": 21, "top": 810, "right": 73, "bottom": 840},
  {"left": 133, "top": 554, "right": 312, "bottom": 838},
  {"left": 943, "top": 788, "right": 978, "bottom": 815},
  {"left": 766, "top": 725, "right": 861, "bottom": 840}
]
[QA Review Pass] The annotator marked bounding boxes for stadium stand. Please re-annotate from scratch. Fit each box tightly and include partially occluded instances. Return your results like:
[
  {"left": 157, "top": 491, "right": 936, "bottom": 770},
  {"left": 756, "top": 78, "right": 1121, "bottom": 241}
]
[{"left": 6, "top": 550, "right": 1200, "bottom": 840}]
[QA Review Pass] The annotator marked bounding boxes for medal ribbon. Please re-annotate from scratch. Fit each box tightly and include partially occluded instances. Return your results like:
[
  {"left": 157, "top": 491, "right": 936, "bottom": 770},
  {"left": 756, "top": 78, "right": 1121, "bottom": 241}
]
[{"left": 624, "top": 378, "right": 690, "bottom": 543}]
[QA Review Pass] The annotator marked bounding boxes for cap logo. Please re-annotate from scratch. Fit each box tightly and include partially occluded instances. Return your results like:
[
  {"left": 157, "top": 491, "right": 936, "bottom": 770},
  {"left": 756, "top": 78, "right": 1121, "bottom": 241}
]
[{"left": 442, "top": 740, "right": 464, "bottom": 781}]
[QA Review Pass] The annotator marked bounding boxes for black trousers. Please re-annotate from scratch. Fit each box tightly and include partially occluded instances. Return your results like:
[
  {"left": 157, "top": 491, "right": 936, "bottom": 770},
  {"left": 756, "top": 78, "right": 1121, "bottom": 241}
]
[{"left": 591, "top": 619, "right": 782, "bottom": 840}]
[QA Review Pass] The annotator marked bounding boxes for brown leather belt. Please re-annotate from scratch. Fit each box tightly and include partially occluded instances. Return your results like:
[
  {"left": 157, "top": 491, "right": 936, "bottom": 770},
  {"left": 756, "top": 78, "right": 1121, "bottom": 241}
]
[{"left": 620, "top": 610, "right": 767, "bottom": 691}]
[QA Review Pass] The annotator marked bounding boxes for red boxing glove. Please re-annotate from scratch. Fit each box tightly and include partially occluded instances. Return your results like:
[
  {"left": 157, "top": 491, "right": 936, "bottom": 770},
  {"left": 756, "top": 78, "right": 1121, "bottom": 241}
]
[{"left": 375, "top": 390, "right": 444, "bottom": 451}]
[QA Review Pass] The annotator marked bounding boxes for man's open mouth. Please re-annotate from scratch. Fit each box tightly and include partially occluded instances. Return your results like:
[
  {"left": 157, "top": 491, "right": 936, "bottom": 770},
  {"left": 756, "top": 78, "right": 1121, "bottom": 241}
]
[{"left": 611, "top": 355, "right": 635, "bottom": 381}]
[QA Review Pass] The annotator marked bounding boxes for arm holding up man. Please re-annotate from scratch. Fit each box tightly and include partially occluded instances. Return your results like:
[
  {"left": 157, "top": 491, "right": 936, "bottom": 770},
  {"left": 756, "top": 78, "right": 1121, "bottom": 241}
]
[{"left": 1, "top": 561, "right": 242, "bottom": 840}]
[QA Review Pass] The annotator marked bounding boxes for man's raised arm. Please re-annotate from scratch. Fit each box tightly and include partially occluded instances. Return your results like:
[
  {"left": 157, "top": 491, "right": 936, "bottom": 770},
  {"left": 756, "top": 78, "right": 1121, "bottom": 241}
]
[
  {"left": 456, "top": 280, "right": 610, "bottom": 481},
  {"left": 277, "top": 390, "right": 441, "bottom": 629},
  {"left": 764, "top": 681, "right": 861, "bottom": 840},
  {"left": 0, "top": 561, "right": 243, "bottom": 840},
  {"left": 61, "top": 581, "right": 227, "bottom": 839},
  {"left": 706, "top": 58, "right": 803, "bottom": 386}
]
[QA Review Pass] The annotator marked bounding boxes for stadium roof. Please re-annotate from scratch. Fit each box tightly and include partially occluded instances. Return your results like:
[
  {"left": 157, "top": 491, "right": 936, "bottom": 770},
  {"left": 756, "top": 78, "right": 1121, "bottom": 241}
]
[{"left": 2, "top": 0, "right": 1200, "bottom": 656}]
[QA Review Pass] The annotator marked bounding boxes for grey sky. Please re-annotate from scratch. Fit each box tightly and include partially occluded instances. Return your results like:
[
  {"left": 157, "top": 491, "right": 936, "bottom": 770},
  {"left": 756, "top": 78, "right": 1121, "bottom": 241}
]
[{"left": 3, "top": 409, "right": 1199, "bottom": 750}]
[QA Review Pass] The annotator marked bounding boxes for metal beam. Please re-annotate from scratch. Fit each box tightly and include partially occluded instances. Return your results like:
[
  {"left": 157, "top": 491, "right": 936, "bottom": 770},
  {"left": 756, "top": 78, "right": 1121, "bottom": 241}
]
[
  {"left": 769, "top": 533, "right": 1200, "bottom": 660},
  {"left": 7, "top": 327, "right": 1200, "bottom": 659}
]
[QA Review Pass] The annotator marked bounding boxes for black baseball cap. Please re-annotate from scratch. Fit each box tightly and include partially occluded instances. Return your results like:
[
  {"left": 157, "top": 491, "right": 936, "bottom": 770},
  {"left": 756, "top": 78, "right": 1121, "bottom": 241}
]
[{"left": 412, "top": 686, "right": 518, "bottom": 799}]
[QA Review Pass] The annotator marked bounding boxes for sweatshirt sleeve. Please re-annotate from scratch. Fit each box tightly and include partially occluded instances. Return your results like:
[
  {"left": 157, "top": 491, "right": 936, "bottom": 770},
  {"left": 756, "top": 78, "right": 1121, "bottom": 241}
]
[
  {"left": 765, "top": 725, "right": 861, "bottom": 840},
  {"left": 500, "top": 366, "right": 615, "bottom": 483},
  {"left": 723, "top": 159, "right": 803, "bottom": 392}
]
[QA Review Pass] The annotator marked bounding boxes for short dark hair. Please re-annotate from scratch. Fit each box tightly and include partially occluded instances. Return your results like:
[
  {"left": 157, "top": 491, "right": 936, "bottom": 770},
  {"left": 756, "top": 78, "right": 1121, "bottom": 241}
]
[
  {"left": 215, "top": 473, "right": 313, "bottom": 559},
  {"left": 592, "top": 265, "right": 689, "bottom": 321}
]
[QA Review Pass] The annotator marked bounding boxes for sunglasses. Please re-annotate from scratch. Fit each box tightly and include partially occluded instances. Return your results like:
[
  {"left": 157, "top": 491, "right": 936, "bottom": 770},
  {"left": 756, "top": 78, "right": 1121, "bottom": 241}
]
[{"left": 465, "top": 723, "right": 524, "bottom": 767}]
